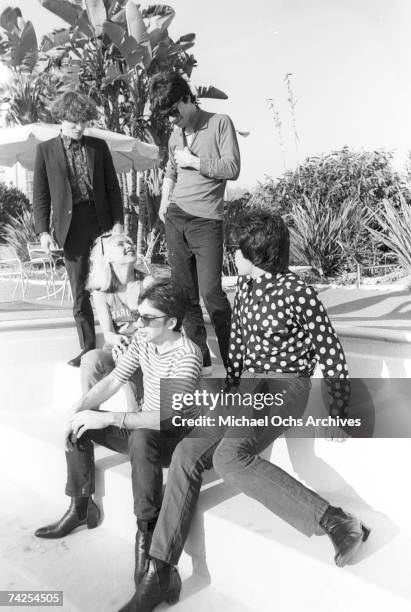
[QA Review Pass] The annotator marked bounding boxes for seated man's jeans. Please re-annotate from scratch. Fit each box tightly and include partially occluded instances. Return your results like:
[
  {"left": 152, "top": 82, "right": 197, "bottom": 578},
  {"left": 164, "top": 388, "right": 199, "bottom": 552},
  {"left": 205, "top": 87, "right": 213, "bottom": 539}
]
[
  {"left": 149, "top": 373, "right": 328, "bottom": 565},
  {"left": 65, "top": 423, "right": 189, "bottom": 528}
]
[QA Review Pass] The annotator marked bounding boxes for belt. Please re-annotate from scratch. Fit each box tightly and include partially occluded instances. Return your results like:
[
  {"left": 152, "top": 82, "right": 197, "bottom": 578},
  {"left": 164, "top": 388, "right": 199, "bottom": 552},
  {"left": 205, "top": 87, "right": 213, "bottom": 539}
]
[{"left": 73, "top": 199, "right": 95, "bottom": 206}]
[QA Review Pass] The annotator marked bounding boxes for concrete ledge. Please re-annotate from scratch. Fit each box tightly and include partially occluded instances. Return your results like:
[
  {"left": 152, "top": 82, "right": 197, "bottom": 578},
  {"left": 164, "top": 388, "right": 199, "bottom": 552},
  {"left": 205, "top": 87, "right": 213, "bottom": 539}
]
[{"left": 1, "top": 315, "right": 410, "bottom": 347}]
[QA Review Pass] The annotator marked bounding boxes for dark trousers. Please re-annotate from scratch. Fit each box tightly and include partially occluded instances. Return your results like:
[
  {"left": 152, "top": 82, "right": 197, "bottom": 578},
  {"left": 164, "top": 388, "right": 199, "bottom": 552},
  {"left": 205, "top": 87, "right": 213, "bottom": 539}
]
[
  {"left": 165, "top": 203, "right": 232, "bottom": 368},
  {"left": 65, "top": 424, "right": 188, "bottom": 528},
  {"left": 63, "top": 204, "right": 101, "bottom": 351},
  {"left": 149, "top": 374, "right": 328, "bottom": 565}
]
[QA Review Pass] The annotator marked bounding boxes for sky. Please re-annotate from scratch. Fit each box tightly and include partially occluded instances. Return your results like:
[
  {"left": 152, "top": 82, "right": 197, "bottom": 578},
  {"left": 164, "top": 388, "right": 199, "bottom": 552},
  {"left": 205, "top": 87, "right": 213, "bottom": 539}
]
[{"left": 1, "top": 0, "right": 411, "bottom": 188}]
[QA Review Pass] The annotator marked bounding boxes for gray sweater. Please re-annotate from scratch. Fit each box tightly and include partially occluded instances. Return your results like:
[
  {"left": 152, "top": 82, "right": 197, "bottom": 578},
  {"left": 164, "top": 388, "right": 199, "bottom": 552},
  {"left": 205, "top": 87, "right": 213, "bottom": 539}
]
[{"left": 165, "top": 109, "right": 241, "bottom": 220}]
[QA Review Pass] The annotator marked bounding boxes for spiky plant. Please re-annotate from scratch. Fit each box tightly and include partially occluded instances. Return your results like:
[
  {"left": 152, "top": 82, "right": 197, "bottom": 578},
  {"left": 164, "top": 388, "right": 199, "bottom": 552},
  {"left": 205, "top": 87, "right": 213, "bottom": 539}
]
[
  {"left": 366, "top": 194, "right": 411, "bottom": 273},
  {"left": 2, "top": 209, "right": 37, "bottom": 260}
]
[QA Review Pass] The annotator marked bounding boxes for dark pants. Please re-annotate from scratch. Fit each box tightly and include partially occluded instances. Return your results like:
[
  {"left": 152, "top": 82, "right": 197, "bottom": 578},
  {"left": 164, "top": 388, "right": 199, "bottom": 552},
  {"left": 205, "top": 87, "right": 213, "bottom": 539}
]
[
  {"left": 63, "top": 204, "right": 101, "bottom": 351},
  {"left": 149, "top": 374, "right": 328, "bottom": 565},
  {"left": 165, "top": 203, "right": 232, "bottom": 368},
  {"left": 65, "top": 424, "right": 188, "bottom": 528}
]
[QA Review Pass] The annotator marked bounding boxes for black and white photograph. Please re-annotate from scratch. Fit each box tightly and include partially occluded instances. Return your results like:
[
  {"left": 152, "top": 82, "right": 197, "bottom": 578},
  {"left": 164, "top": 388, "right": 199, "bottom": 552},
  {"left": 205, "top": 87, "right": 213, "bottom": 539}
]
[{"left": 0, "top": 1, "right": 410, "bottom": 611}]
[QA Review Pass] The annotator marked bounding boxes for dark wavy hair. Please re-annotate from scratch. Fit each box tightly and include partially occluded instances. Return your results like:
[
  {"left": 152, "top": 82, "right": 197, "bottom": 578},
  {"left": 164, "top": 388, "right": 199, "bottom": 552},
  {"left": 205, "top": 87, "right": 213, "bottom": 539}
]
[
  {"left": 230, "top": 209, "right": 290, "bottom": 274},
  {"left": 138, "top": 279, "right": 189, "bottom": 332},
  {"left": 149, "top": 71, "right": 196, "bottom": 114},
  {"left": 51, "top": 91, "right": 98, "bottom": 123}
]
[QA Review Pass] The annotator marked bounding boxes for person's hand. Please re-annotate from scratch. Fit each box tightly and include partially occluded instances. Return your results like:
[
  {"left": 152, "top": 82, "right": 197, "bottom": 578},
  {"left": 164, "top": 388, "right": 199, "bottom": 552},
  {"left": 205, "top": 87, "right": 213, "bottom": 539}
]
[
  {"left": 112, "top": 335, "right": 130, "bottom": 361},
  {"left": 174, "top": 147, "right": 200, "bottom": 170},
  {"left": 159, "top": 200, "right": 169, "bottom": 223},
  {"left": 70, "top": 410, "right": 110, "bottom": 443},
  {"left": 325, "top": 425, "right": 348, "bottom": 442},
  {"left": 40, "top": 233, "right": 57, "bottom": 253},
  {"left": 112, "top": 223, "right": 123, "bottom": 234}
]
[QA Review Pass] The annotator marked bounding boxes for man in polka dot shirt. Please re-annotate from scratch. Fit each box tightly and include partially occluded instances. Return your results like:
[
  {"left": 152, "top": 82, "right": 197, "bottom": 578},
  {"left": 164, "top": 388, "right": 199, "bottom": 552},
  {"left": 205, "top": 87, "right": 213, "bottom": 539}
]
[
  {"left": 226, "top": 211, "right": 350, "bottom": 421},
  {"left": 133, "top": 209, "right": 369, "bottom": 605}
]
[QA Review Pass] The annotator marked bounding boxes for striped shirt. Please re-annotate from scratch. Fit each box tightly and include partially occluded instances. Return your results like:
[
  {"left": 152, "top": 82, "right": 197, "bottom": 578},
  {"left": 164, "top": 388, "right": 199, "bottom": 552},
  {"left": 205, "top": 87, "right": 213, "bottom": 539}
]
[{"left": 112, "top": 334, "right": 202, "bottom": 414}]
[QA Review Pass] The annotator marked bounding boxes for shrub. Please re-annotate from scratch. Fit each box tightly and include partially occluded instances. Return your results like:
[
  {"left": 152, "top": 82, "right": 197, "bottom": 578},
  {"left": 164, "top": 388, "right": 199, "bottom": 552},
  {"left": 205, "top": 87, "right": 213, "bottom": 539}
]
[
  {"left": 366, "top": 194, "right": 411, "bottom": 274},
  {"left": 2, "top": 209, "right": 37, "bottom": 260},
  {"left": 290, "top": 196, "right": 372, "bottom": 277},
  {"left": 0, "top": 182, "right": 31, "bottom": 241},
  {"left": 249, "top": 148, "right": 410, "bottom": 274}
]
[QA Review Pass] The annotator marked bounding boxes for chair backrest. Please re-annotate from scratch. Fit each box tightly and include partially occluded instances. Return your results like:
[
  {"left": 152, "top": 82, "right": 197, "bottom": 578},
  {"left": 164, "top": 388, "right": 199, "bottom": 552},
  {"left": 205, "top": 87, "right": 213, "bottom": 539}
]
[{"left": 26, "top": 242, "right": 53, "bottom": 263}]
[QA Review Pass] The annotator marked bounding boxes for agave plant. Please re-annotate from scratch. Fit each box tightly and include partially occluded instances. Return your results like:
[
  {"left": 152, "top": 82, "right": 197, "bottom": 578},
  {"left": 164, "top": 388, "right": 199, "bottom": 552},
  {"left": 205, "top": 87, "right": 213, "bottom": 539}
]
[
  {"left": 366, "top": 194, "right": 411, "bottom": 273},
  {"left": 290, "top": 195, "right": 368, "bottom": 277},
  {"left": 2, "top": 208, "right": 37, "bottom": 260}
]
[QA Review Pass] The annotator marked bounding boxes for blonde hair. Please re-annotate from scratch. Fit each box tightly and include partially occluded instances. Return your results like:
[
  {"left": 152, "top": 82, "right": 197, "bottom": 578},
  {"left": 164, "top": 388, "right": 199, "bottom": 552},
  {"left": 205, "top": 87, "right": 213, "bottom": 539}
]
[{"left": 86, "top": 232, "right": 144, "bottom": 293}]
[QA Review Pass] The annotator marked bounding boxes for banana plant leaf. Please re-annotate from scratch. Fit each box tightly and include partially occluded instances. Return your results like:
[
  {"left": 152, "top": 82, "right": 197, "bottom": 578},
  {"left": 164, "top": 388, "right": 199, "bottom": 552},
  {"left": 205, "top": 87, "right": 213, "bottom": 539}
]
[
  {"left": 143, "top": 6, "right": 175, "bottom": 46},
  {"left": 102, "top": 63, "right": 132, "bottom": 86},
  {"left": 175, "top": 33, "right": 196, "bottom": 44},
  {"left": 196, "top": 85, "right": 228, "bottom": 100},
  {"left": 103, "top": 21, "right": 146, "bottom": 68},
  {"left": 125, "top": 0, "right": 151, "bottom": 68},
  {"left": 0, "top": 6, "right": 22, "bottom": 32},
  {"left": 84, "top": 0, "right": 107, "bottom": 37},
  {"left": 167, "top": 41, "right": 195, "bottom": 56},
  {"left": 39, "top": 0, "right": 94, "bottom": 38},
  {"left": 110, "top": 8, "right": 126, "bottom": 25},
  {"left": 41, "top": 28, "right": 71, "bottom": 52},
  {"left": 7, "top": 21, "right": 38, "bottom": 70}
]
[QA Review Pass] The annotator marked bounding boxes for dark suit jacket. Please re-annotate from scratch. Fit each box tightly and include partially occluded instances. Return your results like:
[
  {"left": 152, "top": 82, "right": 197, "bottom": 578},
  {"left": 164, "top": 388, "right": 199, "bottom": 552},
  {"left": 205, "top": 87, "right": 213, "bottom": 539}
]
[{"left": 33, "top": 135, "right": 123, "bottom": 247}]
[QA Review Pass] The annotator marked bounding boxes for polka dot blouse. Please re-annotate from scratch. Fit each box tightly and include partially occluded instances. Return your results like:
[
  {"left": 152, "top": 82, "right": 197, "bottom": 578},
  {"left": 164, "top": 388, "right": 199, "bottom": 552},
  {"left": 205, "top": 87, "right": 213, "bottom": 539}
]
[{"left": 226, "top": 271, "right": 349, "bottom": 382}]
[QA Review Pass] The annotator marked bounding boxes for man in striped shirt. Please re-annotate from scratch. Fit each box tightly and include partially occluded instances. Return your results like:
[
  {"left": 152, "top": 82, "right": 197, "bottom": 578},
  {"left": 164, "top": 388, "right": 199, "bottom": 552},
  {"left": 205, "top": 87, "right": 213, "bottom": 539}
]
[{"left": 35, "top": 280, "right": 202, "bottom": 607}]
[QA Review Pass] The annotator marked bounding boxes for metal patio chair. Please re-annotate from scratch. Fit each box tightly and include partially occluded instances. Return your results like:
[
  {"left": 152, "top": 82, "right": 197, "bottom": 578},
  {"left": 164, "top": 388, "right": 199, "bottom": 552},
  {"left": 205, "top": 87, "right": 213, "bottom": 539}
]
[{"left": 0, "top": 245, "right": 29, "bottom": 300}]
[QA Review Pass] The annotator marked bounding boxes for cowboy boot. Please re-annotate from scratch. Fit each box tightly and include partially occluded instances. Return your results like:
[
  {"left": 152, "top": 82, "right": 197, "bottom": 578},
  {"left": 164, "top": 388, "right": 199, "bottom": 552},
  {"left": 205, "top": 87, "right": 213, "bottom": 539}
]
[
  {"left": 320, "top": 505, "right": 370, "bottom": 567},
  {"left": 118, "top": 559, "right": 181, "bottom": 612},
  {"left": 35, "top": 497, "right": 100, "bottom": 539}
]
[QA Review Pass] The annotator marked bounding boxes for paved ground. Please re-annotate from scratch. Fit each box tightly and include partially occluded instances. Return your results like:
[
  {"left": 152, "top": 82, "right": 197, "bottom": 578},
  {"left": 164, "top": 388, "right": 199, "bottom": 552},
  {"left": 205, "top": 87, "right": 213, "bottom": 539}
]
[{"left": 1, "top": 277, "right": 410, "bottom": 331}]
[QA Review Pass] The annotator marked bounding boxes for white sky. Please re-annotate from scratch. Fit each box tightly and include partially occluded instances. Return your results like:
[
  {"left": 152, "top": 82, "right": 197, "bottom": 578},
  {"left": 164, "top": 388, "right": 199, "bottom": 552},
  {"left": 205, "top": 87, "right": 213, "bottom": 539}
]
[{"left": 1, "top": 0, "right": 411, "bottom": 187}]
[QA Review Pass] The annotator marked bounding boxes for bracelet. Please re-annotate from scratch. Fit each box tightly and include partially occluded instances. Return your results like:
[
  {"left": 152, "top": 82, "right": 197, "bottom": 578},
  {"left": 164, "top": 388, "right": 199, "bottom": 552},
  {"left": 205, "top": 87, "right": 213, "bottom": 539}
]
[{"left": 120, "top": 412, "right": 127, "bottom": 429}]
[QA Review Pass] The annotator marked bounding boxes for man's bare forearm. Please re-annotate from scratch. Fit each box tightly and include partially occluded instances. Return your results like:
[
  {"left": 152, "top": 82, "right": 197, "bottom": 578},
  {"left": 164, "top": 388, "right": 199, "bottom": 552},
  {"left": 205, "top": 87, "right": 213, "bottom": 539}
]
[
  {"left": 72, "top": 374, "right": 123, "bottom": 413},
  {"left": 108, "top": 410, "right": 160, "bottom": 430}
]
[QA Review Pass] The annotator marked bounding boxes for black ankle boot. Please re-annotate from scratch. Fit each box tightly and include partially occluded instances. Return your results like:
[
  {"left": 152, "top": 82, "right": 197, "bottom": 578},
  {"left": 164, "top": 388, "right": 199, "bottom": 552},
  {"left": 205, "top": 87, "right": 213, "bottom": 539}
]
[
  {"left": 34, "top": 498, "right": 100, "bottom": 539},
  {"left": 320, "top": 505, "right": 370, "bottom": 567},
  {"left": 134, "top": 529, "right": 153, "bottom": 584},
  {"left": 118, "top": 559, "right": 181, "bottom": 612}
]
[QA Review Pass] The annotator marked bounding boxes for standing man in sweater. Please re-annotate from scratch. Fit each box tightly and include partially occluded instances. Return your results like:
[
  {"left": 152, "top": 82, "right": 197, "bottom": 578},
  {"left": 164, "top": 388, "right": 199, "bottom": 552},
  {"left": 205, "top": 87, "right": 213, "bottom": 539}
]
[
  {"left": 33, "top": 91, "right": 123, "bottom": 367},
  {"left": 150, "top": 72, "right": 241, "bottom": 373}
]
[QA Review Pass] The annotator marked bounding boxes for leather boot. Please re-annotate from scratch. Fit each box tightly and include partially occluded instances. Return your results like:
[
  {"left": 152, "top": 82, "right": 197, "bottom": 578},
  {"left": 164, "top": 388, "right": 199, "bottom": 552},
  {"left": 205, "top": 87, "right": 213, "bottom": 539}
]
[
  {"left": 320, "top": 505, "right": 370, "bottom": 567},
  {"left": 34, "top": 498, "right": 100, "bottom": 539},
  {"left": 134, "top": 529, "right": 153, "bottom": 584},
  {"left": 118, "top": 559, "right": 181, "bottom": 612}
]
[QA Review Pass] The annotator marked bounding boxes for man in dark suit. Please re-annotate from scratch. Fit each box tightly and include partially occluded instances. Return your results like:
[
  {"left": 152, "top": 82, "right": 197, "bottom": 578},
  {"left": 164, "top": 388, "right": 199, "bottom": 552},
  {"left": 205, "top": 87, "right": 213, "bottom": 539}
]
[{"left": 33, "top": 91, "right": 123, "bottom": 367}]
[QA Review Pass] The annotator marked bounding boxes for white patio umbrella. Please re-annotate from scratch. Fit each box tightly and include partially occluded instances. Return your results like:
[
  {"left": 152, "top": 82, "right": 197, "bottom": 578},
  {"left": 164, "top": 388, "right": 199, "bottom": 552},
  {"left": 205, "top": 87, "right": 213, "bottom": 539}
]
[{"left": 0, "top": 123, "right": 159, "bottom": 172}]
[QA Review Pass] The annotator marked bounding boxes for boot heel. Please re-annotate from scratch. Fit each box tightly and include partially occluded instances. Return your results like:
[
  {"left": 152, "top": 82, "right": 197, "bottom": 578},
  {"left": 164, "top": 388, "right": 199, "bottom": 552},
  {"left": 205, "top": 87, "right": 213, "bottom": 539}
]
[
  {"left": 166, "top": 567, "right": 182, "bottom": 605},
  {"left": 361, "top": 525, "right": 371, "bottom": 541},
  {"left": 87, "top": 519, "right": 99, "bottom": 529}
]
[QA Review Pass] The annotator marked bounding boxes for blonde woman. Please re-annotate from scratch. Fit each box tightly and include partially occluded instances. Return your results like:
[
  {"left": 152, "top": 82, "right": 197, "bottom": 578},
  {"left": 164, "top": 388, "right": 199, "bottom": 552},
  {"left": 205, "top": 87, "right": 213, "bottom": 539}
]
[{"left": 81, "top": 232, "right": 149, "bottom": 411}]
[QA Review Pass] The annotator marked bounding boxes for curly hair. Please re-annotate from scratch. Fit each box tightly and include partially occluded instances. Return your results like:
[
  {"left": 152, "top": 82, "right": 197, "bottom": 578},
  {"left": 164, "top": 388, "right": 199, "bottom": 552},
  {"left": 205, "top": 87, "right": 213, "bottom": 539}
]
[
  {"left": 138, "top": 279, "right": 189, "bottom": 332},
  {"left": 51, "top": 91, "right": 98, "bottom": 123},
  {"left": 230, "top": 208, "right": 290, "bottom": 275},
  {"left": 149, "top": 71, "right": 196, "bottom": 114},
  {"left": 86, "top": 232, "right": 145, "bottom": 293}
]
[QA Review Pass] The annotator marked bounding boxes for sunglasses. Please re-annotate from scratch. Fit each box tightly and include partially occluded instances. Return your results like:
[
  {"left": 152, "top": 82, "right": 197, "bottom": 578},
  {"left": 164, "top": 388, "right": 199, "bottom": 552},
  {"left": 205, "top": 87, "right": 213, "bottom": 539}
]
[{"left": 131, "top": 311, "right": 168, "bottom": 327}]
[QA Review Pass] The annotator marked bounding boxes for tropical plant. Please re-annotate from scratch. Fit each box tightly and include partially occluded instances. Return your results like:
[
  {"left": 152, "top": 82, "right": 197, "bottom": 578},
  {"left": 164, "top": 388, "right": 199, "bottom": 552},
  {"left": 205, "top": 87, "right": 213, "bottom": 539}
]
[
  {"left": 366, "top": 194, "right": 411, "bottom": 273},
  {"left": 0, "top": 6, "right": 64, "bottom": 125},
  {"left": 2, "top": 208, "right": 37, "bottom": 259},
  {"left": 0, "top": 181, "right": 31, "bottom": 241},
  {"left": 289, "top": 195, "right": 371, "bottom": 277},
  {"left": 37, "top": 0, "right": 229, "bottom": 255}
]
